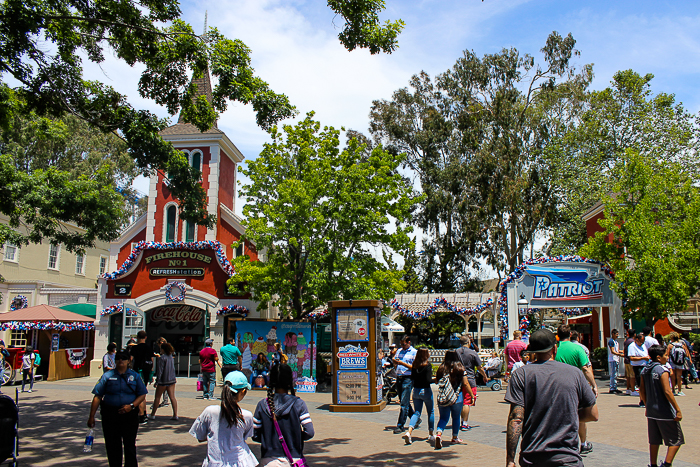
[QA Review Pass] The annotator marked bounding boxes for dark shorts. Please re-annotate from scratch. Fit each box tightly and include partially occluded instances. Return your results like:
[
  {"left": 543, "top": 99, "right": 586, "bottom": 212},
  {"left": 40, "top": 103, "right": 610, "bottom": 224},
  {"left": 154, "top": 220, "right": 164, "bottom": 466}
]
[
  {"left": 648, "top": 418, "right": 684, "bottom": 446},
  {"left": 137, "top": 369, "right": 152, "bottom": 385}
]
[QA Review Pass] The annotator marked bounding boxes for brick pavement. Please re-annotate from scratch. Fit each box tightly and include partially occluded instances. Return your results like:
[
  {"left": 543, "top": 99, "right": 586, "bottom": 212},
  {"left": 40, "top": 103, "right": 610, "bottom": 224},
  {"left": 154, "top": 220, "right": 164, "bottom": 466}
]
[{"left": 5, "top": 376, "right": 700, "bottom": 466}]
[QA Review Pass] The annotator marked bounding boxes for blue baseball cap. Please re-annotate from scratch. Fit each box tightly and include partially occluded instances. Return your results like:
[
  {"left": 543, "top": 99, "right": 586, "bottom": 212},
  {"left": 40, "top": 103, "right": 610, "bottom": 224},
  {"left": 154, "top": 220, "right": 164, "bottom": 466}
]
[{"left": 224, "top": 371, "right": 251, "bottom": 393}]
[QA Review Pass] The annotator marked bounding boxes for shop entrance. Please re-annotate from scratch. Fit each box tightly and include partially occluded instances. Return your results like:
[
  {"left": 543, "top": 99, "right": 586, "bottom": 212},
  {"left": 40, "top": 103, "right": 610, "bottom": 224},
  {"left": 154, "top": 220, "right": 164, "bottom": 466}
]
[{"left": 145, "top": 304, "right": 207, "bottom": 355}]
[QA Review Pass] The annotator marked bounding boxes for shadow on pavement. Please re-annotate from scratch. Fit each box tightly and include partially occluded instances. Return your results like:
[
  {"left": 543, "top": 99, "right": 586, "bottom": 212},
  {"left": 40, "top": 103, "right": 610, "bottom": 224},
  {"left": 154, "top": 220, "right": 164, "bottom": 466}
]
[{"left": 304, "top": 437, "right": 462, "bottom": 465}]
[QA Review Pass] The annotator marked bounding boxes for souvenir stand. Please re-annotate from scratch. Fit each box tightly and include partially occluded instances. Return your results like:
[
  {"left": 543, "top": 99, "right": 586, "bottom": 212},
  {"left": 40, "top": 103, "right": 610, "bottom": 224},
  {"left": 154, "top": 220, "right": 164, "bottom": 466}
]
[
  {"left": 0, "top": 304, "right": 95, "bottom": 381},
  {"left": 329, "top": 300, "right": 386, "bottom": 413}
]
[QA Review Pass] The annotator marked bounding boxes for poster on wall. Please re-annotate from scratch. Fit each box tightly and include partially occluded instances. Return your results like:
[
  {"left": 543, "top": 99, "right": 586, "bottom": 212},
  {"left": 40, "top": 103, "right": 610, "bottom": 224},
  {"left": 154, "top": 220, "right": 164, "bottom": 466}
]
[
  {"left": 336, "top": 308, "right": 369, "bottom": 342},
  {"left": 228, "top": 320, "right": 317, "bottom": 392},
  {"left": 337, "top": 370, "right": 370, "bottom": 404}
]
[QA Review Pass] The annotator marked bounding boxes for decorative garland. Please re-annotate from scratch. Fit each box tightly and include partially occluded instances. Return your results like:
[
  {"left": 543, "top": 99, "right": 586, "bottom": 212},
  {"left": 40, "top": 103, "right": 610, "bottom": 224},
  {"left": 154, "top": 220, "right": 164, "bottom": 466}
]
[
  {"left": 0, "top": 321, "right": 95, "bottom": 331},
  {"left": 216, "top": 304, "right": 250, "bottom": 317},
  {"left": 390, "top": 297, "right": 494, "bottom": 320},
  {"left": 497, "top": 255, "right": 615, "bottom": 338},
  {"left": 100, "top": 303, "right": 136, "bottom": 316},
  {"left": 307, "top": 309, "right": 329, "bottom": 320},
  {"left": 66, "top": 348, "right": 88, "bottom": 369},
  {"left": 519, "top": 315, "right": 531, "bottom": 339},
  {"left": 9, "top": 295, "right": 28, "bottom": 311},
  {"left": 165, "top": 282, "right": 186, "bottom": 302},
  {"left": 102, "top": 240, "right": 235, "bottom": 280}
]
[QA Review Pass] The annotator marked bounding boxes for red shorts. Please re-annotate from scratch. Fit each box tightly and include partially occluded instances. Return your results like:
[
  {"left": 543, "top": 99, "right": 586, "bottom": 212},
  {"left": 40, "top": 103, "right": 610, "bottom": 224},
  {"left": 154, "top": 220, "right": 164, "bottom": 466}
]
[{"left": 462, "top": 385, "right": 477, "bottom": 405}]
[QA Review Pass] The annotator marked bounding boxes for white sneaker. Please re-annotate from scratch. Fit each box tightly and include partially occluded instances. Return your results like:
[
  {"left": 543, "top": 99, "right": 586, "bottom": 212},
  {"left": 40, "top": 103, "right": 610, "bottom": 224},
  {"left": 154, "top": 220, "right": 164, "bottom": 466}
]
[
  {"left": 147, "top": 414, "right": 155, "bottom": 420},
  {"left": 630, "top": 391, "right": 639, "bottom": 396},
  {"left": 428, "top": 435, "right": 436, "bottom": 444},
  {"left": 403, "top": 433, "right": 412, "bottom": 445},
  {"left": 625, "top": 389, "right": 631, "bottom": 395},
  {"left": 27, "top": 389, "right": 32, "bottom": 393}
]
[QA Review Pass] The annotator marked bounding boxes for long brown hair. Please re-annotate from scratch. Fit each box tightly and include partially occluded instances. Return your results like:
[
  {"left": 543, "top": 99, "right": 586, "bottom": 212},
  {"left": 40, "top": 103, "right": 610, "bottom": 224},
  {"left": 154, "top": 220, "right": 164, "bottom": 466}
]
[
  {"left": 413, "top": 348, "right": 430, "bottom": 369},
  {"left": 161, "top": 342, "right": 174, "bottom": 355},
  {"left": 267, "top": 363, "right": 296, "bottom": 417},
  {"left": 220, "top": 382, "right": 245, "bottom": 427},
  {"left": 436, "top": 350, "right": 464, "bottom": 388}
]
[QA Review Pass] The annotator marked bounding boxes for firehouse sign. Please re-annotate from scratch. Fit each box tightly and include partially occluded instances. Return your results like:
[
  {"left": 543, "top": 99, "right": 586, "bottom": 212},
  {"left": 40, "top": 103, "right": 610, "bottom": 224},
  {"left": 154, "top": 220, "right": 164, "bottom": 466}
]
[{"left": 146, "top": 251, "right": 213, "bottom": 277}]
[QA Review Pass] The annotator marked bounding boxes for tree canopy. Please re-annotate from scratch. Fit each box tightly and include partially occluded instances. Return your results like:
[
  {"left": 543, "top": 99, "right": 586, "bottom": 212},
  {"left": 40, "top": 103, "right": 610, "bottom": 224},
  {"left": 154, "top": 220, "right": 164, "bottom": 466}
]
[
  {"left": 228, "top": 112, "right": 419, "bottom": 319},
  {"left": 0, "top": 0, "right": 403, "bottom": 249}
]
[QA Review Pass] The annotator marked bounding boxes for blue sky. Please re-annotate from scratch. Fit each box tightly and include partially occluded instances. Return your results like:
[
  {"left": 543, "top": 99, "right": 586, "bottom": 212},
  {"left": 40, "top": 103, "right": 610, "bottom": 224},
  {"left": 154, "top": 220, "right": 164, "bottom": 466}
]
[{"left": 120, "top": 0, "right": 700, "bottom": 207}]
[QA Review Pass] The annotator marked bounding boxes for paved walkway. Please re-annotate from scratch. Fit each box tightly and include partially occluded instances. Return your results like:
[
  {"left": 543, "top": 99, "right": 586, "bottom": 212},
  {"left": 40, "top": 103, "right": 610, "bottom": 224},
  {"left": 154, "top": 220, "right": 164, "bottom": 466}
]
[{"left": 5, "top": 376, "right": 700, "bottom": 466}]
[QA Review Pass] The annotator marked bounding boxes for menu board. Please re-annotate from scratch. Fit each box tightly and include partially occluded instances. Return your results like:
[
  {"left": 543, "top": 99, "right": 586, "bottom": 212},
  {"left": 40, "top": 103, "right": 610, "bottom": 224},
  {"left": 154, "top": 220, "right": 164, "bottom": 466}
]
[
  {"left": 337, "top": 370, "right": 370, "bottom": 404},
  {"left": 336, "top": 308, "right": 369, "bottom": 342}
]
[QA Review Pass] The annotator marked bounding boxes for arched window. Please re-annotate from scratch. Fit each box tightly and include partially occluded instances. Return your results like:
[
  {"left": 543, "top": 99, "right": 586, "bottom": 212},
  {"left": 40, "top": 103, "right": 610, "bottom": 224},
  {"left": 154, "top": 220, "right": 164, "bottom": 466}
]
[
  {"left": 185, "top": 221, "right": 196, "bottom": 242},
  {"left": 166, "top": 205, "right": 176, "bottom": 242},
  {"left": 192, "top": 151, "right": 201, "bottom": 172}
]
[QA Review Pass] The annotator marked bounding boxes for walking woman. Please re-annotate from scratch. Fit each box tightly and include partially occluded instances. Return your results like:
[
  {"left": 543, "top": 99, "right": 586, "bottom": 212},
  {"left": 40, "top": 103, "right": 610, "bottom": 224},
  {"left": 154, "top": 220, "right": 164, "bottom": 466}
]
[
  {"left": 149, "top": 342, "right": 178, "bottom": 421},
  {"left": 394, "top": 348, "right": 434, "bottom": 445},
  {"left": 190, "top": 371, "right": 258, "bottom": 467},
  {"left": 434, "top": 350, "right": 472, "bottom": 449},
  {"left": 253, "top": 363, "right": 315, "bottom": 466},
  {"left": 21, "top": 345, "right": 38, "bottom": 393},
  {"left": 667, "top": 332, "right": 691, "bottom": 396}
]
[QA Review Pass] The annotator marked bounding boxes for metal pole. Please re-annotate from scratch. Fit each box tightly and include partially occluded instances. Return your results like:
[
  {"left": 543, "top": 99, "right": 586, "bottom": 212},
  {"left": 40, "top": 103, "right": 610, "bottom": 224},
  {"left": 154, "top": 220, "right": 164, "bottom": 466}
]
[{"left": 187, "top": 353, "right": 191, "bottom": 379}]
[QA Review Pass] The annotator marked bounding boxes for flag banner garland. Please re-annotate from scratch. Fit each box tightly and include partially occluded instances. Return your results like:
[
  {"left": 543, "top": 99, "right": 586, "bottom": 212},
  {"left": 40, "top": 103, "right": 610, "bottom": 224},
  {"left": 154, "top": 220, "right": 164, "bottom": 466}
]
[
  {"left": 102, "top": 240, "right": 235, "bottom": 280},
  {"left": 216, "top": 304, "right": 250, "bottom": 317},
  {"left": 165, "top": 281, "right": 186, "bottom": 302},
  {"left": 390, "top": 297, "right": 494, "bottom": 320},
  {"left": 66, "top": 348, "right": 88, "bottom": 369},
  {"left": 497, "top": 255, "right": 616, "bottom": 339},
  {"left": 9, "top": 295, "right": 28, "bottom": 311},
  {"left": 100, "top": 303, "right": 136, "bottom": 316},
  {"left": 519, "top": 316, "right": 531, "bottom": 339},
  {"left": 0, "top": 321, "right": 95, "bottom": 331}
]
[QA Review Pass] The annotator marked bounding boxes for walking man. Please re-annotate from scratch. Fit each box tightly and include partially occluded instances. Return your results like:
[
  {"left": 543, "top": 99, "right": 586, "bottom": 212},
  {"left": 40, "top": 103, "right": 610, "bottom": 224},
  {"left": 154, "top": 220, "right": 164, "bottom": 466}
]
[
  {"left": 128, "top": 331, "right": 154, "bottom": 425},
  {"left": 456, "top": 335, "right": 488, "bottom": 431},
  {"left": 88, "top": 350, "right": 148, "bottom": 467},
  {"left": 607, "top": 329, "right": 624, "bottom": 394},
  {"left": 555, "top": 324, "right": 598, "bottom": 455},
  {"left": 220, "top": 336, "right": 242, "bottom": 378},
  {"left": 392, "top": 336, "right": 417, "bottom": 434},
  {"left": 506, "top": 329, "right": 598, "bottom": 467},
  {"left": 623, "top": 328, "right": 636, "bottom": 394},
  {"left": 199, "top": 338, "right": 221, "bottom": 400},
  {"left": 505, "top": 330, "right": 527, "bottom": 378}
]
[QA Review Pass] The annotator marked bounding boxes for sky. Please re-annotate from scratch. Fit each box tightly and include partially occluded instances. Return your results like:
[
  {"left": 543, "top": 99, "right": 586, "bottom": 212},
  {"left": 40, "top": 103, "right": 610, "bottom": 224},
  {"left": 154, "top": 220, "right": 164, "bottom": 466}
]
[{"left": 80, "top": 0, "right": 700, "bottom": 272}]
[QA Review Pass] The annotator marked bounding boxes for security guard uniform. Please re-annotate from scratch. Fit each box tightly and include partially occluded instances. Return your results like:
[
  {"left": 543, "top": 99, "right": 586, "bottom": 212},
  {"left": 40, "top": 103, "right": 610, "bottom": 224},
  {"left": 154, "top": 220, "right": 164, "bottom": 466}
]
[{"left": 92, "top": 368, "right": 147, "bottom": 467}]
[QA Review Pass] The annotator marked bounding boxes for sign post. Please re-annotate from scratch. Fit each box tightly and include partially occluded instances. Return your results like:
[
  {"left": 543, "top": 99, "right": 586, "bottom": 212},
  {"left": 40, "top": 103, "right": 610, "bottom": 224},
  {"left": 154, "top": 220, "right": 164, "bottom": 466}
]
[{"left": 329, "top": 300, "right": 386, "bottom": 413}]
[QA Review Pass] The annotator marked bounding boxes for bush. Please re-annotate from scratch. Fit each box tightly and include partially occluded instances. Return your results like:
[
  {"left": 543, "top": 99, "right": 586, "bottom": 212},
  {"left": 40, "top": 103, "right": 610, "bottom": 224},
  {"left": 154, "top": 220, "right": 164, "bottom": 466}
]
[{"left": 591, "top": 347, "right": 608, "bottom": 369}]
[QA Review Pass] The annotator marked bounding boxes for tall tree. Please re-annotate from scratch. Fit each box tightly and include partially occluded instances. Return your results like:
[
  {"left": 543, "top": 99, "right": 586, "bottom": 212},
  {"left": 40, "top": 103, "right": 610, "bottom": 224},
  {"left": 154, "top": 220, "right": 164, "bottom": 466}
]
[
  {"left": 370, "top": 32, "right": 592, "bottom": 283},
  {"left": 228, "top": 113, "right": 419, "bottom": 318},
  {"left": 579, "top": 151, "right": 700, "bottom": 325},
  {"left": 0, "top": 0, "right": 403, "bottom": 249}
]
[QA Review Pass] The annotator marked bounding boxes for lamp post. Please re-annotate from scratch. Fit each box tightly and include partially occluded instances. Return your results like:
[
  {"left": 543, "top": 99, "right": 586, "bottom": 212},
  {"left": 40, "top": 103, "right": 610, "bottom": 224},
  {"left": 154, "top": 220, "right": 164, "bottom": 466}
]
[{"left": 517, "top": 293, "right": 529, "bottom": 316}]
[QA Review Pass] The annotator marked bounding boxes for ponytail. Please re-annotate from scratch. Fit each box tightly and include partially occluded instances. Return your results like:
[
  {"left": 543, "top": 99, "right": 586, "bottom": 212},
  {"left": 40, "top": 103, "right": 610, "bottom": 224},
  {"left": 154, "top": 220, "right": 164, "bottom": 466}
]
[
  {"left": 267, "top": 363, "right": 296, "bottom": 417},
  {"left": 220, "top": 382, "right": 244, "bottom": 428}
]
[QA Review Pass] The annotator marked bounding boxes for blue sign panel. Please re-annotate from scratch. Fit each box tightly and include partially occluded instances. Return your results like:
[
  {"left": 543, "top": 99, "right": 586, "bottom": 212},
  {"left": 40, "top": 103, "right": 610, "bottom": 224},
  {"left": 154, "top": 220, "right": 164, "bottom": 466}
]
[{"left": 337, "top": 344, "right": 369, "bottom": 370}]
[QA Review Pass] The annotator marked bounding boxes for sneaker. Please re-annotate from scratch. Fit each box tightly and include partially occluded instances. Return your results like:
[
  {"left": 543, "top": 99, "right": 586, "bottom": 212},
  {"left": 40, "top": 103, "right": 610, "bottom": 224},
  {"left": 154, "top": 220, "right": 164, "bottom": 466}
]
[
  {"left": 450, "top": 438, "right": 466, "bottom": 445},
  {"left": 139, "top": 415, "right": 148, "bottom": 425},
  {"left": 580, "top": 441, "right": 593, "bottom": 454},
  {"left": 625, "top": 389, "right": 631, "bottom": 395},
  {"left": 147, "top": 414, "right": 155, "bottom": 420},
  {"left": 460, "top": 423, "right": 472, "bottom": 431},
  {"left": 393, "top": 427, "right": 405, "bottom": 434},
  {"left": 630, "top": 391, "right": 640, "bottom": 396},
  {"left": 676, "top": 391, "right": 686, "bottom": 396},
  {"left": 639, "top": 401, "right": 645, "bottom": 407},
  {"left": 159, "top": 402, "right": 169, "bottom": 407},
  {"left": 27, "top": 389, "right": 32, "bottom": 393},
  {"left": 434, "top": 436, "right": 442, "bottom": 450},
  {"left": 403, "top": 433, "right": 412, "bottom": 445},
  {"left": 428, "top": 435, "right": 435, "bottom": 444}
]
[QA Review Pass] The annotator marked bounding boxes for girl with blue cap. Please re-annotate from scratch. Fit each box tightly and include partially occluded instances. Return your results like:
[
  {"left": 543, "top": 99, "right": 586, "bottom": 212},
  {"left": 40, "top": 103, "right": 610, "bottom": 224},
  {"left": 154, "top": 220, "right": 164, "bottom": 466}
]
[{"left": 190, "top": 371, "right": 257, "bottom": 466}]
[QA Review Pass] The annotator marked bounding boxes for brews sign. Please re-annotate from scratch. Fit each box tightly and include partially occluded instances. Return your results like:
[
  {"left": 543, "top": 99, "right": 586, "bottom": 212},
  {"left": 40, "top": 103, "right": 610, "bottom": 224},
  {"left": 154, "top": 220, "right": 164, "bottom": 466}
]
[{"left": 337, "top": 344, "right": 369, "bottom": 370}]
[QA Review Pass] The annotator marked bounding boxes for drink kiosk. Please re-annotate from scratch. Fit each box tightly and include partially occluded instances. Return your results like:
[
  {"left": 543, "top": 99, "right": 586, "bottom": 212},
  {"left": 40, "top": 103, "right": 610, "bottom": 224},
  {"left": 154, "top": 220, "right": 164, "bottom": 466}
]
[{"left": 329, "top": 300, "right": 386, "bottom": 413}]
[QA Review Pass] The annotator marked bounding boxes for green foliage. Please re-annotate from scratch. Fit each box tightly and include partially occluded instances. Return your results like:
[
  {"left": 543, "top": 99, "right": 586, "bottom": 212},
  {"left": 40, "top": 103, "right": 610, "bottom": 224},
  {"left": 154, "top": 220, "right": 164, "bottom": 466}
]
[
  {"left": 228, "top": 112, "right": 419, "bottom": 318},
  {"left": 591, "top": 347, "right": 608, "bottom": 368},
  {"left": 0, "top": 0, "right": 402, "bottom": 238},
  {"left": 395, "top": 312, "right": 465, "bottom": 348},
  {"left": 580, "top": 151, "right": 700, "bottom": 324},
  {"left": 371, "top": 32, "right": 592, "bottom": 285}
]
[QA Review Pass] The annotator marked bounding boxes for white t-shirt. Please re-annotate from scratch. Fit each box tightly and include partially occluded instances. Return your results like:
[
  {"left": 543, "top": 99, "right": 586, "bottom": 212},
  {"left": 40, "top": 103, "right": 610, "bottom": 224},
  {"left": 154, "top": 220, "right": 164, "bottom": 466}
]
[
  {"left": 644, "top": 335, "right": 659, "bottom": 350},
  {"left": 189, "top": 405, "right": 257, "bottom": 467},
  {"left": 607, "top": 338, "right": 620, "bottom": 363},
  {"left": 511, "top": 361, "right": 525, "bottom": 372},
  {"left": 627, "top": 342, "right": 649, "bottom": 367}
]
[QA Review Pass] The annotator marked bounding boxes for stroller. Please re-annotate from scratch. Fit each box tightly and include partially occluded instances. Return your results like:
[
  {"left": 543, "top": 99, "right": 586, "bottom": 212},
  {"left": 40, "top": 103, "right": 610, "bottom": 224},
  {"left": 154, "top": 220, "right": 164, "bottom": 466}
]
[
  {"left": 0, "top": 390, "right": 19, "bottom": 466},
  {"left": 381, "top": 366, "right": 399, "bottom": 403}
]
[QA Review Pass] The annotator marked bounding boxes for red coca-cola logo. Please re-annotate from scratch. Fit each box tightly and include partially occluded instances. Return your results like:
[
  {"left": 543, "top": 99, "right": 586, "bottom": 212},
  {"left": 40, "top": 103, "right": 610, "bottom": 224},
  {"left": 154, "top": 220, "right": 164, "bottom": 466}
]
[{"left": 151, "top": 306, "right": 203, "bottom": 323}]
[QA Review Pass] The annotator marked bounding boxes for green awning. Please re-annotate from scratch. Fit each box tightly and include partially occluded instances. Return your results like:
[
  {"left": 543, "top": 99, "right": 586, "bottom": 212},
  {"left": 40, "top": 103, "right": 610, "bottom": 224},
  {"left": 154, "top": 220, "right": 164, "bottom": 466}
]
[{"left": 59, "top": 303, "right": 97, "bottom": 318}]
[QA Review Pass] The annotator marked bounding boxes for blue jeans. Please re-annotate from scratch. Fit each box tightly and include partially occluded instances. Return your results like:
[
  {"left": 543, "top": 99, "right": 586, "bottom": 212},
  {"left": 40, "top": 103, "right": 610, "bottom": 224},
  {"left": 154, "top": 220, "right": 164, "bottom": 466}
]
[
  {"left": 409, "top": 388, "right": 434, "bottom": 431},
  {"left": 396, "top": 377, "right": 415, "bottom": 429},
  {"left": 608, "top": 360, "right": 619, "bottom": 390},
  {"left": 437, "top": 393, "right": 464, "bottom": 438},
  {"left": 202, "top": 371, "right": 216, "bottom": 399}
]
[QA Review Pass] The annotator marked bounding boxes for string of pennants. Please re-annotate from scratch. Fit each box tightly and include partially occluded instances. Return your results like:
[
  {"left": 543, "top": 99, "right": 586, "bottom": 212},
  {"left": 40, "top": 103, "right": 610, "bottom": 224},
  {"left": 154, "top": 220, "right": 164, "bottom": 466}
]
[
  {"left": 390, "top": 297, "right": 494, "bottom": 320},
  {"left": 0, "top": 321, "right": 95, "bottom": 331}
]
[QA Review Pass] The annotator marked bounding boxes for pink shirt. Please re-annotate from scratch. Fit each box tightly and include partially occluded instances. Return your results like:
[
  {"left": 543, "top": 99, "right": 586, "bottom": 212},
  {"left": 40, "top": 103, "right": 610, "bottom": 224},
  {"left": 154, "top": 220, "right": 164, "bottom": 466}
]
[
  {"left": 199, "top": 347, "right": 218, "bottom": 373},
  {"left": 505, "top": 339, "right": 527, "bottom": 370}
]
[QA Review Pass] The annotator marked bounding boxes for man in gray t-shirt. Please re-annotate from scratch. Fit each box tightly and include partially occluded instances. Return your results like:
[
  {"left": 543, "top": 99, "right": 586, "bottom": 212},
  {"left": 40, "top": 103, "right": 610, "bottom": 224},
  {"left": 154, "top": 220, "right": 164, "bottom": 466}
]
[
  {"left": 456, "top": 336, "right": 488, "bottom": 430},
  {"left": 505, "top": 329, "right": 598, "bottom": 467}
]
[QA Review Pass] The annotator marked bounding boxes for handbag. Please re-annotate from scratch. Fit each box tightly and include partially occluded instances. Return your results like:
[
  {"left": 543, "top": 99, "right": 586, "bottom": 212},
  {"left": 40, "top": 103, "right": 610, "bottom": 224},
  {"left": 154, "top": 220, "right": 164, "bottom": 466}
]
[
  {"left": 196, "top": 373, "right": 204, "bottom": 392},
  {"left": 436, "top": 374, "right": 458, "bottom": 407},
  {"left": 268, "top": 400, "right": 308, "bottom": 467}
]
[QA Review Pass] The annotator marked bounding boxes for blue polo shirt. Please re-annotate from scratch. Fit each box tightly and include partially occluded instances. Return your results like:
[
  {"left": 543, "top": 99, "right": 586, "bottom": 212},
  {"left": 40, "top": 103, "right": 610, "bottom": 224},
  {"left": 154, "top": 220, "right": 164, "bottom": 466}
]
[
  {"left": 92, "top": 369, "right": 148, "bottom": 407},
  {"left": 396, "top": 346, "right": 417, "bottom": 377}
]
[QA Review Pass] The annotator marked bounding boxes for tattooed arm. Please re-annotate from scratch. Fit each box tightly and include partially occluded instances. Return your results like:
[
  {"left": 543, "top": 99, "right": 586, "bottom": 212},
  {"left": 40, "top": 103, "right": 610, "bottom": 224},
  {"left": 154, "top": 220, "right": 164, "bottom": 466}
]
[{"left": 506, "top": 404, "right": 524, "bottom": 467}]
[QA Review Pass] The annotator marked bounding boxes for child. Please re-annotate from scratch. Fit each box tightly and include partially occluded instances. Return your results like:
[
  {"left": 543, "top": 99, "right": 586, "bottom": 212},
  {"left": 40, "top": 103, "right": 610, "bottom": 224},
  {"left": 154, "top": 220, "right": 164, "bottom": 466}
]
[
  {"left": 639, "top": 345, "right": 684, "bottom": 467},
  {"left": 253, "top": 363, "right": 315, "bottom": 466},
  {"left": 21, "top": 345, "right": 38, "bottom": 393},
  {"left": 511, "top": 350, "right": 529, "bottom": 373},
  {"left": 190, "top": 371, "right": 257, "bottom": 467}
]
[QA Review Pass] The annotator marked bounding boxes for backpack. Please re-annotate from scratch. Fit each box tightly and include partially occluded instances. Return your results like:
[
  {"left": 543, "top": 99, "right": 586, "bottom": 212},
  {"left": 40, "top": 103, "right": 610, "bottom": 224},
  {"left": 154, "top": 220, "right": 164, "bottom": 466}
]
[
  {"left": 436, "top": 374, "right": 458, "bottom": 407},
  {"left": 670, "top": 343, "right": 685, "bottom": 366}
]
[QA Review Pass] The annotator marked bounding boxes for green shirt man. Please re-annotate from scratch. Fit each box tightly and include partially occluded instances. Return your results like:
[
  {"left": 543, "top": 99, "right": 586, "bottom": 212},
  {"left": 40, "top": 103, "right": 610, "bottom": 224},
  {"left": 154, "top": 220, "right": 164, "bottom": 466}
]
[
  {"left": 555, "top": 340, "right": 590, "bottom": 369},
  {"left": 220, "top": 338, "right": 242, "bottom": 378}
]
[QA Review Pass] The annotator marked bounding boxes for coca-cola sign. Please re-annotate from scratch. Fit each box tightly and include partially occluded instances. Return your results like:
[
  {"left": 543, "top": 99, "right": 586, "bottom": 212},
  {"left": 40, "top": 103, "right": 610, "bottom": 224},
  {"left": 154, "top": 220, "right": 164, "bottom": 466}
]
[{"left": 151, "top": 305, "right": 203, "bottom": 323}]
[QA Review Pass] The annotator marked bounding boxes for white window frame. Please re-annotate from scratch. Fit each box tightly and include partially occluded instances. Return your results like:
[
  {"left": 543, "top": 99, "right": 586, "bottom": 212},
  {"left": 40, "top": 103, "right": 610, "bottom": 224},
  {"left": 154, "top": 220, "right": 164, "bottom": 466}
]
[
  {"left": 99, "top": 255, "right": 108, "bottom": 276},
  {"left": 75, "top": 252, "right": 85, "bottom": 275},
  {"left": 131, "top": 242, "right": 139, "bottom": 252},
  {"left": 163, "top": 201, "right": 179, "bottom": 243},
  {"left": 3, "top": 242, "right": 19, "bottom": 263},
  {"left": 48, "top": 244, "right": 61, "bottom": 270},
  {"left": 182, "top": 220, "right": 197, "bottom": 242},
  {"left": 233, "top": 242, "right": 245, "bottom": 258},
  {"left": 10, "top": 330, "right": 27, "bottom": 348}
]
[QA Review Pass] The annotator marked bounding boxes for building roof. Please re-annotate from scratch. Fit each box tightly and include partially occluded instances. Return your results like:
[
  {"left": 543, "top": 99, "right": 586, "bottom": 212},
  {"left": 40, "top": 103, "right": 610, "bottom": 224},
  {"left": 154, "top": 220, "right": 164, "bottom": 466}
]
[
  {"left": 160, "top": 122, "right": 224, "bottom": 136},
  {"left": 0, "top": 304, "right": 95, "bottom": 323}
]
